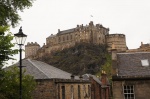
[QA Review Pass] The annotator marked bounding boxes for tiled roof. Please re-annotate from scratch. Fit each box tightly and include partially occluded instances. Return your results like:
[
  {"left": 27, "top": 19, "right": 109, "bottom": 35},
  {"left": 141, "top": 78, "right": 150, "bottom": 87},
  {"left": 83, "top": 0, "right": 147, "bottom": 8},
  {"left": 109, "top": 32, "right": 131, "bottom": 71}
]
[
  {"left": 12, "top": 59, "right": 74, "bottom": 79},
  {"left": 117, "top": 52, "right": 150, "bottom": 77}
]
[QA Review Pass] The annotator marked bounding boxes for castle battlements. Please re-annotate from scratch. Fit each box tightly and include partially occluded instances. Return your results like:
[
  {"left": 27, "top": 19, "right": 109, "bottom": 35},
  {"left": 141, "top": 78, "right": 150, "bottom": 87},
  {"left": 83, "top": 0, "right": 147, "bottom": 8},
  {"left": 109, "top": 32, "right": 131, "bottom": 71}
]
[
  {"left": 106, "top": 34, "right": 125, "bottom": 37},
  {"left": 25, "top": 42, "right": 40, "bottom": 47},
  {"left": 25, "top": 42, "right": 40, "bottom": 58}
]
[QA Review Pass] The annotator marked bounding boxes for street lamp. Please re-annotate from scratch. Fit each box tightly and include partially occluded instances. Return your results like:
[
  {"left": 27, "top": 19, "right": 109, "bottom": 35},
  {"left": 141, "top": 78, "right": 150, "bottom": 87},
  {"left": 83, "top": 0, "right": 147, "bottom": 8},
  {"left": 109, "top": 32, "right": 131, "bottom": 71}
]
[{"left": 14, "top": 27, "right": 27, "bottom": 99}]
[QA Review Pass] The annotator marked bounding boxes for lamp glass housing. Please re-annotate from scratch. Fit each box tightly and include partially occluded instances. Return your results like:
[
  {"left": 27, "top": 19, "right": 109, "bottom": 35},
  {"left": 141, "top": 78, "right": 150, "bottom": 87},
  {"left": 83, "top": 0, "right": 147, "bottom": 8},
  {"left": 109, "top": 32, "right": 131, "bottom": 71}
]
[{"left": 14, "top": 27, "right": 27, "bottom": 45}]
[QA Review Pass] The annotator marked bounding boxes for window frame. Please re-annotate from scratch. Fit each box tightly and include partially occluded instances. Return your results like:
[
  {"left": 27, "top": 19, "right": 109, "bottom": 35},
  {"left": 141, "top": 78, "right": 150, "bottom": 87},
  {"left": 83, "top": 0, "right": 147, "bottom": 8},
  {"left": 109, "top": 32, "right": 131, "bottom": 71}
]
[{"left": 123, "top": 85, "right": 135, "bottom": 99}]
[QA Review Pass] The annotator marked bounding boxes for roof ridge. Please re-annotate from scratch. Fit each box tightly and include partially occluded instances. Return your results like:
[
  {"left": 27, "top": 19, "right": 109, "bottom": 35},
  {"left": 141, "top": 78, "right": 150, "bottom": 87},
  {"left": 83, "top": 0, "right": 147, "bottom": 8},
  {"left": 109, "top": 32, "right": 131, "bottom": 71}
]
[
  {"left": 27, "top": 59, "right": 49, "bottom": 78},
  {"left": 118, "top": 52, "right": 150, "bottom": 54},
  {"left": 60, "top": 28, "right": 75, "bottom": 32}
]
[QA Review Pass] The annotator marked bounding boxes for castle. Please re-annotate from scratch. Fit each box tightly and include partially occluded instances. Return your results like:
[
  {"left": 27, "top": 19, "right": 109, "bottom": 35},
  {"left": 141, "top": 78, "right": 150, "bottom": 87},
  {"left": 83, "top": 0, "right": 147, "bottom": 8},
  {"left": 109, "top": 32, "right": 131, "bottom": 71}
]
[{"left": 25, "top": 21, "right": 127, "bottom": 58}]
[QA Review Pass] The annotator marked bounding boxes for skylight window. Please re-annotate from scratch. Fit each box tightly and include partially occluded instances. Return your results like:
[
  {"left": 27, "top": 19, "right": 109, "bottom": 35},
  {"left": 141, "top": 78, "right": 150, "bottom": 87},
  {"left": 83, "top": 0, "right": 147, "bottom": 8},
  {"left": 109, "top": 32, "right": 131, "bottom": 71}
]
[{"left": 141, "top": 59, "right": 149, "bottom": 67}]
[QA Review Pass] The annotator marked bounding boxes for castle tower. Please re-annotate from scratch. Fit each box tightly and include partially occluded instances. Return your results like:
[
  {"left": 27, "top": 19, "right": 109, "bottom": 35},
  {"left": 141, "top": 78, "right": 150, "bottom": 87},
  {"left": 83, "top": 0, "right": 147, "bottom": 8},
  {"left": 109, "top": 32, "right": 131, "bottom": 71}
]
[
  {"left": 25, "top": 42, "right": 40, "bottom": 58},
  {"left": 106, "top": 34, "right": 127, "bottom": 52}
]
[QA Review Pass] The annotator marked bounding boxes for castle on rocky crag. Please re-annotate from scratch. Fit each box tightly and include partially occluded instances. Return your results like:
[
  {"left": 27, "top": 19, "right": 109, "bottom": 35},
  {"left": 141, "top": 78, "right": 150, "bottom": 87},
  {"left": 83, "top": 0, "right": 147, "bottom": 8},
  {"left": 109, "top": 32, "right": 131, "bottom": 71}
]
[{"left": 25, "top": 21, "right": 127, "bottom": 59}]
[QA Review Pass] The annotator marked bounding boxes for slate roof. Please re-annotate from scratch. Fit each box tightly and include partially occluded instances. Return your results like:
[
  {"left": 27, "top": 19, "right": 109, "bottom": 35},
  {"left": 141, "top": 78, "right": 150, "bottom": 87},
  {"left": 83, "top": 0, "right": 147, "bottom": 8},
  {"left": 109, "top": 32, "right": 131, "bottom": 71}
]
[
  {"left": 12, "top": 59, "right": 75, "bottom": 79},
  {"left": 117, "top": 52, "right": 150, "bottom": 77},
  {"left": 82, "top": 74, "right": 102, "bottom": 85},
  {"left": 57, "top": 28, "right": 75, "bottom": 34}
]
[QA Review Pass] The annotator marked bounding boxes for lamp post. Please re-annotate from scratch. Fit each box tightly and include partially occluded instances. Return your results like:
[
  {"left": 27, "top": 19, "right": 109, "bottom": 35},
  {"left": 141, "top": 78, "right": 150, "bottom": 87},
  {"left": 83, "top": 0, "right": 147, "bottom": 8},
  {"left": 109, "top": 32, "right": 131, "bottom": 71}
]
[{"left": 14, "top": 27, "right": 27, "bottom": 99}]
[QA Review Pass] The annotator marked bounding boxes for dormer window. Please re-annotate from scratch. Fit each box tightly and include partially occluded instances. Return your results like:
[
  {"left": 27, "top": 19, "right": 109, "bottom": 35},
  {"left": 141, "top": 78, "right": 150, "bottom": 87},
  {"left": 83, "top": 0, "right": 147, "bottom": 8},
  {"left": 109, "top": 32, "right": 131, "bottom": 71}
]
[{"left": 141, "top": 59, "right": 149, "bottom": 67}]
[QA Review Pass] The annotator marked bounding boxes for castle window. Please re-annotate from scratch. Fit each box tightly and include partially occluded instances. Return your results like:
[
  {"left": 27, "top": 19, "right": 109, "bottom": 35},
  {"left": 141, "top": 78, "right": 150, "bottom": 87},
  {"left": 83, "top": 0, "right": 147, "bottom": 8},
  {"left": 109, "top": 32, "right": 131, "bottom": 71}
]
[
  {"left": 99, "top": 37, "right": 101, "bottom": 40},
  {"left": 67, "top": 35, "right": 69, "bottom": 40},
  {"left": 123, "top": 85, "right": 135, "bottom": 99},
  {"left": 63, "top": 36, "right": 65, "bottom": 41},
  {"left": 59, "top": 37, "right": 61, "bottom": 42},
  {"left": 70, "top": 35, "right": 72, "bottom": 40}
]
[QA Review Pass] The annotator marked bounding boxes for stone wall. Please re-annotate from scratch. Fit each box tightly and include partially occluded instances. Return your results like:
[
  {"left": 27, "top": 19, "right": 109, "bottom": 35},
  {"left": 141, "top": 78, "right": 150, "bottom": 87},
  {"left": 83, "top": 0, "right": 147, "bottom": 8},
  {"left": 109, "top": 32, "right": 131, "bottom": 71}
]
[
  {"left": 33, "top": 79, "right": 57, "bottom": 99},
  {"left": 33, "top": 79, "right": 91, "bottom": 99}
]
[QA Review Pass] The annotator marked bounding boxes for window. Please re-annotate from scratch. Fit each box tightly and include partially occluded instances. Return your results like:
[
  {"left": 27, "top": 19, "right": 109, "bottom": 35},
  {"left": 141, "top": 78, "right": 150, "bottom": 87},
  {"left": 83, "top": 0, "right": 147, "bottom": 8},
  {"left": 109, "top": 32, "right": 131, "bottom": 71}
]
[
  {"left": 70, "top": 35, "right": 72, "bottom": 39},
  {"left": 123, "top": 85, "right": 135, "bottom": 99},
  {"left": 78, "top": 85, "right": 81, "bottom": 99},
  {"left": 63, "top": 36, "right": 65, "bottom": 41},
  {"left": 58, "top": 37, "right": 61, "bottom": 42},
  {"left": 88, "top": 85, "right": 91, "bottom": 97},
  {"left": 141, "top": 59, "right": 149, "bottom": 67},
  {"left": 62, "top": 86, "right": 65, "bottom": 99},
  {"left": 71, "top": 85, "right": 74, "bottom": 99}
]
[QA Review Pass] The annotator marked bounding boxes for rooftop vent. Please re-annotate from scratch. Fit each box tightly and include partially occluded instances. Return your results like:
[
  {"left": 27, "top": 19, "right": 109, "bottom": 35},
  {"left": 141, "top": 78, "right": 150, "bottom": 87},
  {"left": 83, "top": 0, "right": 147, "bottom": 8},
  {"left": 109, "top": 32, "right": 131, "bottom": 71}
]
[{"left": 141, "top": 59, "right": 149, "bottom": 67}]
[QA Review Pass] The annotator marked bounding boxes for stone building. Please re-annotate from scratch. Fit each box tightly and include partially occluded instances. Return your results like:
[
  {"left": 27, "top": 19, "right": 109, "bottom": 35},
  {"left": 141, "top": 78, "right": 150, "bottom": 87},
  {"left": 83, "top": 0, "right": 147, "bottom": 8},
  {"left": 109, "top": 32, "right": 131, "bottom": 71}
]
[
  {"left": 34, "top": 78, "right": 91, "bottom": 99},
  {"left": 111, "top": 49, "right": 150, "bottom": 99},
  {"left": 11, "top": 59, "right": 111, "bottom": 99},
  {"left": 12, "top": 59, "right": 91, "bottom": 99},
  {"left": 25, "top": 21, "right": 127, "bottom": 58},
  {"left": 127, "top": 42, "right": 150, "bottom": 52}
]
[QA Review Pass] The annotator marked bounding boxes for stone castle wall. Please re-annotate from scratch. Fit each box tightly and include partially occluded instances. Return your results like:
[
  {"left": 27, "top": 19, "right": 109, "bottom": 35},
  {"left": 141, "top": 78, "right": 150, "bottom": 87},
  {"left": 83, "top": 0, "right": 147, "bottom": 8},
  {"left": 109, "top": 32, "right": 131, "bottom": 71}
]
[
  {"left": 25, "top": 21, "right": 127, "bottom": 58},
  {"left": 106, "top": 34, "right": 127, "bottom": 52}
]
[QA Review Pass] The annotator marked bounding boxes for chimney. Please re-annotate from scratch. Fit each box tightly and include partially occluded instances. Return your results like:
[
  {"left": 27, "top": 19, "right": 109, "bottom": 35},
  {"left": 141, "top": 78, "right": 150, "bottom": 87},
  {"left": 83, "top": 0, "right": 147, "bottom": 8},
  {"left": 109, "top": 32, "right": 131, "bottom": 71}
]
[
  {"left": 111, "top": 43, "right": 117, "bottom": 60},
  {"left": 79, "top": 75, "right": 83, "bottom": 81},
  {"left": 71, "top": 74, "right": 75, "bottom": 80},
  {"left": 101, "top": 71, "right": 108, "bottom": 85},
  {"left": 111, "top": 43, "right": 118, "bottom": 76},
  {"left": 58, "top": 29, "right": 60, "bottom": 33},
  {"left": 140, "top": 42, "right": 143, "bottom": 48}
]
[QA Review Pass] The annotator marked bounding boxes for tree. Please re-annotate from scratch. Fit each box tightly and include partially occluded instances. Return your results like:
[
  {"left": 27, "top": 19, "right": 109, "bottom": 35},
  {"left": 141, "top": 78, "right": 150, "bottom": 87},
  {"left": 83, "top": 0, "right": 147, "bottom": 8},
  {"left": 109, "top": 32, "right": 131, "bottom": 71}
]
[
  {"left": 0, "top": 0, "right": 35, "bottom": 66},
  {"left": 0, "top": 1, "right": 36, "bottom": 98},
  {"left": 0, "top": 66, "right": 36, "bottom": 99},
  {"left": 0, "top": 26, "right": 18, "bottom": 66},
  {"left": 0, "top": 0, "right": 34, "bottom": 27}
]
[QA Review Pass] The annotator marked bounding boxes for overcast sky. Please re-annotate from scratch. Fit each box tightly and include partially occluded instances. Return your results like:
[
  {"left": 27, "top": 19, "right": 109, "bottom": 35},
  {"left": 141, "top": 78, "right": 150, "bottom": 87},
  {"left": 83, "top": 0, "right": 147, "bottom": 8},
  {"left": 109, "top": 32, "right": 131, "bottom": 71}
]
[{"left": 9, "top": 0, "right": 150, "bottom": 65}]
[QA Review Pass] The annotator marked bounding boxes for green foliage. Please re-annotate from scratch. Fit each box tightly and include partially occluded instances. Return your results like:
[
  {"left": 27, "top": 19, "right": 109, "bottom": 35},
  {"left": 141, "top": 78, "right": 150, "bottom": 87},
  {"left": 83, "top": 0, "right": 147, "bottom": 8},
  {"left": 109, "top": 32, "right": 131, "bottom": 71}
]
[
  {"left": 38, "top": 43, "right": 110, "bottom": 75},
  {"left": 0, "top": 26, "right": 18, "bottom": 66},
  {"left": 97, "top": 54, "right": 112, "bottom": 79},
  {"left": 0, "top": 66, "right": 36, "bottom": 99},
  {"left": 0, "top": 0, "right": 34, "bottom": 27}
]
